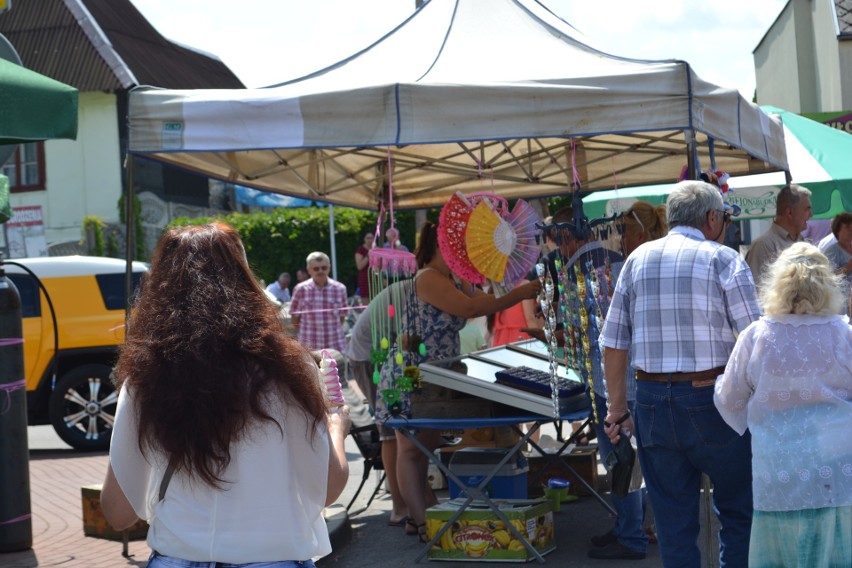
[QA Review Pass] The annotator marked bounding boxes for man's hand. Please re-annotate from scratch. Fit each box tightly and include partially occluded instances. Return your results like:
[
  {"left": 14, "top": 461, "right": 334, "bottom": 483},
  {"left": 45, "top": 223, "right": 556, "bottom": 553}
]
[{"left": 603, "top": 410, "right": 634, "bottom": 445}]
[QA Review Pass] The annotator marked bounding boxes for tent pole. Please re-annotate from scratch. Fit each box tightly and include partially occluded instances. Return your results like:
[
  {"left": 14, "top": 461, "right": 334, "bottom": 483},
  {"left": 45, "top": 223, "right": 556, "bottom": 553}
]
[
  {"left": 686, "top": 130, "right": 698, "bottom": 179},
  {"left": 329, "top": 204, "right": 338, "bottom": 282},
  {"left": 124, "top": 155, "right": 135, "bottom": 324}
]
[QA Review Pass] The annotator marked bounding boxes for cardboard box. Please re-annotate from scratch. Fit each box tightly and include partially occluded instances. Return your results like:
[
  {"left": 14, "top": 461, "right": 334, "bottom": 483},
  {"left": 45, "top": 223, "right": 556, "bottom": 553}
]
[
  {"left": 526, "top": 446, "right": 599, "bottom": 497},
  {"left": 439, "top": 426, "right": 522, "bottom": 453},
  {"left": 449, "top": 448, "right": 529, "bottom": 500},
  {"left": 426, "top": 499, "right": 555, "bottom": 562},
  {"left": 411, "top": 383, "right": 495, "bottom": 420},
  {"left": 81, "top": 484, "right": 148, "bottom": 541}
]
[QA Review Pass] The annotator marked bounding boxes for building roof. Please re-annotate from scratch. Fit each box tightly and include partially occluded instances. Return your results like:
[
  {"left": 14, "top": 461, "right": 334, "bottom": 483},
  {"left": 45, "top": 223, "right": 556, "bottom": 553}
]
[
  {"left": 837, "top": 0, "right": 852, "bottom": 37},
  {"left": 0, "top": 0, "right": 244, "bottom": 91}
]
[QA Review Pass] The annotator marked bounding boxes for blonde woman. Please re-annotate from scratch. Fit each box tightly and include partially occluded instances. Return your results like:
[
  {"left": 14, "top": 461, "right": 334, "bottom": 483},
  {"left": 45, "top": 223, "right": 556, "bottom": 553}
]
[{"left": 714, "top": 242, "right": 852, "bottom": 567}]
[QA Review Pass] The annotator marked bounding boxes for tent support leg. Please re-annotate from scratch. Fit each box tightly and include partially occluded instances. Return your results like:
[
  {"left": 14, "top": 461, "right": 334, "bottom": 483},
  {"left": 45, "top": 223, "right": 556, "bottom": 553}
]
[
  {"left": 124, "top": 155, "right": 135, "bottom": 324},
  {"left": 686, "top": 130, "right": 699, "bottom": 179}
]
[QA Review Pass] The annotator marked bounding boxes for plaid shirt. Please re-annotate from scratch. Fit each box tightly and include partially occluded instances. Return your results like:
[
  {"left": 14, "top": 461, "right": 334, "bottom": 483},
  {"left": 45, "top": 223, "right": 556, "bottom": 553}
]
[
  {"left": 601, "top": 226, "right": 761, "bottom": 373},
  {"left": 290, "top": 278, "right": 348, "bottom": 351}
]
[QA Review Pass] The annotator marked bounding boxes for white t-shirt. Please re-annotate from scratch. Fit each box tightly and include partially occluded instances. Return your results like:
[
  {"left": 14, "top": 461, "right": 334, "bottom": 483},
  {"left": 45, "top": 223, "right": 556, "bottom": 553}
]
[
  {"left": 818, "top": 232, "right": 837, "bottom": 253},
  {"left": 110, "top": 386, "right": 331, "bottom": 563},
  {"left": 344, "top": 280, "right": 412, "bottom": 362}
]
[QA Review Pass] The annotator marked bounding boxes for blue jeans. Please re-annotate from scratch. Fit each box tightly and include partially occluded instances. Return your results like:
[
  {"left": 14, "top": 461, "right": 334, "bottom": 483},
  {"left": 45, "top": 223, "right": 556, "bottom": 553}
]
[
  {"left": 147, "top": 552, "right": 316, "bottom": 568},
  {"left": 635, "top": 381, "right": 752, "bottom": 568},
  {"left": 593, "top": 396, "right": 647, "bottom": 553}
]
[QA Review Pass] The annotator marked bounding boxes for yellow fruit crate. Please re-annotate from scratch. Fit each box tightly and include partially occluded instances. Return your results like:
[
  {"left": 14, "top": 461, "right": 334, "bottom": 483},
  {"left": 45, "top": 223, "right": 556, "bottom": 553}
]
[
  {"left": 81, "top": 484, "right": 148, "bottom": 541},
  {"left": 425, "top": 499, "right": 554, "bottom": 562}
]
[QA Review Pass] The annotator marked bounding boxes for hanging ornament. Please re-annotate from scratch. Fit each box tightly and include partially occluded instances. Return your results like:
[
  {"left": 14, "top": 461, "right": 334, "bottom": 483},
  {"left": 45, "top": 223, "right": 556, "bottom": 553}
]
[{"left": 368, "top": 148, "right": 418, "bottom": 408}]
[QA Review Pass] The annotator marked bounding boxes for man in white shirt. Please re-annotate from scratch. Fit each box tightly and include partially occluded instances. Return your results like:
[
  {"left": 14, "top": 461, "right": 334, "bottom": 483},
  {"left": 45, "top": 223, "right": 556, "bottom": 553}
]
[
  {"left": 822, "top": 212, "right": 852, "bottom": 314},
  {"left": 265, "top": 272, "right": 291, "bottom": 303}
]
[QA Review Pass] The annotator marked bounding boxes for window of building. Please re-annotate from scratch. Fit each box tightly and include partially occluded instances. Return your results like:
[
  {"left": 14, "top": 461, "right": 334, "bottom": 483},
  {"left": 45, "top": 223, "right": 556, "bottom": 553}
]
[{"left": 1, "top": 143, "right": 46, "bottom": 192}]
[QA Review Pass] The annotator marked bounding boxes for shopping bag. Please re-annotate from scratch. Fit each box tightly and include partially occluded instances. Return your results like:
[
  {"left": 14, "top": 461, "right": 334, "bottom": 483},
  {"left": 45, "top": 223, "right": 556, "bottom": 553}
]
[{"left": 605, "top": 435, "right": 636, "bottom": 498}]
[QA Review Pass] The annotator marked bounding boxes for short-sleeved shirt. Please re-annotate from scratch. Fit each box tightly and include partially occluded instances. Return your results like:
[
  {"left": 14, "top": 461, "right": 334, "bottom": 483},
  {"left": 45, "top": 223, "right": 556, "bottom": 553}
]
[
  {"left": 265, "top": 281, "right": 291, "bottom": 303},
  {"left": 818, "top": 232, "right": 837, "bottom": 253},
  {"left": 290, "top": 278, "right": 348, "bottom": 351},
  {"left": 823, "top": 241, "right": 852, "bottom": 314},
  {"left": 110, "top": 386, "right": 331, "bottom": 563},
  {"left": 344, "top": 280, "right": 412, "bottom": 362},
  {"left": 745, "top": 222, "right": 803, "bottom": 288},
  {"left": 601, "top": 226, "right": 761, "bottom": 373}
]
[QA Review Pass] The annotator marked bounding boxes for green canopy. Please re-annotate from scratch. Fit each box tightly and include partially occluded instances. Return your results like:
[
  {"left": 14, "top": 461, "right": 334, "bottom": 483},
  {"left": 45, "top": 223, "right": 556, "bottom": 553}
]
[{"left": 0, "top": 57, "right": 78, "bottom": 145}]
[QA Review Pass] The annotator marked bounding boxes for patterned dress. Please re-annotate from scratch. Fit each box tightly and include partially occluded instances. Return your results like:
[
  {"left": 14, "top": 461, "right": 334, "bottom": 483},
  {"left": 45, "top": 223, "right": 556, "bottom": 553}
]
[{"left": 375, "top": 268, "right": 466, "bottom": 424}]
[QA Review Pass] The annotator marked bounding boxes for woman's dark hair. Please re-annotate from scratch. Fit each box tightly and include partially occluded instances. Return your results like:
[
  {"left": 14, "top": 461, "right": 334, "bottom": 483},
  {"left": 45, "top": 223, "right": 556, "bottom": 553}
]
[
  {"left": 831, "top": 212, "right": 852, "bottom": 238},
  {"left": 415, "top": 221, "right": 439, "bottom": 268},
  {"left": 115, "top": 222, "right": 326, "bottom": 488}
]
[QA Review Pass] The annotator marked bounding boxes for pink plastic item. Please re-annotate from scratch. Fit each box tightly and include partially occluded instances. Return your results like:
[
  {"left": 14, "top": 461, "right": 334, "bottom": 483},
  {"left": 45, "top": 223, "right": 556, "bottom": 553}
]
[{"left": 319, "top": 350, "right": 345, "bottom": 406}]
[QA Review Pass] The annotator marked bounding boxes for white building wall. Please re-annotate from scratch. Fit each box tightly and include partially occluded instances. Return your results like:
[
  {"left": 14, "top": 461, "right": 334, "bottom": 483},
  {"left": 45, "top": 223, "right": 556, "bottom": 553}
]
[
  {"left": 8, "top": 91, "right": 123, "bottom": 245},
  {"left": 840, "top": 41, "right": 852, "bottom": 110},
  {"left": 754, "top": 3, "right": 803, "bottom": 111},
  {"left": 812, "top": 0, "right": 843, "bottom": 110}
]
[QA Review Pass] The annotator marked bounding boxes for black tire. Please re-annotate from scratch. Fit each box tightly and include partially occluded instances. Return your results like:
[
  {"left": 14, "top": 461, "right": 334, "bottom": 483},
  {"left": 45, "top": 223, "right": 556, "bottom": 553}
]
[{"left": 48, "top": 364, "right": 116, "bottom": 451}]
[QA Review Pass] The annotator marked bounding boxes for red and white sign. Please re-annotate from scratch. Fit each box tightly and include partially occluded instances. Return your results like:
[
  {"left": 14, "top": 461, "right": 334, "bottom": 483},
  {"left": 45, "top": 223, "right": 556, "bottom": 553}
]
[{"left": 4, "top": 205, "right": 47, "bottom": 258}]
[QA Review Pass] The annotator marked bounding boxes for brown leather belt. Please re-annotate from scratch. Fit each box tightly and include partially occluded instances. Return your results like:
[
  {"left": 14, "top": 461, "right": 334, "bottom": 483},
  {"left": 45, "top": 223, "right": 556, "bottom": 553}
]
[{"left": 636, "top": 366, "right": 725, "bottom": 386}]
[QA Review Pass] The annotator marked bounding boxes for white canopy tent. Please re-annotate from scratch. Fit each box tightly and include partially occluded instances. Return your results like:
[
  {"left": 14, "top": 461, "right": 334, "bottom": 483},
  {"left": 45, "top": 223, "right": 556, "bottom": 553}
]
[{"left": 127, "top": 0, "right": 788, "bottom": 211}]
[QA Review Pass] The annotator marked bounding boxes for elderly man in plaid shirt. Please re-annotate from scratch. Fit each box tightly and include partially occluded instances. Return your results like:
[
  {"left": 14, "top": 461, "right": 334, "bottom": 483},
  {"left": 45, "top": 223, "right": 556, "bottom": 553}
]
[
  {"left": 290, "top": 251, "right": 348, "bottom": 352},
  {"left": 600, "top": 180, "right": 761, "bottom": 568}
]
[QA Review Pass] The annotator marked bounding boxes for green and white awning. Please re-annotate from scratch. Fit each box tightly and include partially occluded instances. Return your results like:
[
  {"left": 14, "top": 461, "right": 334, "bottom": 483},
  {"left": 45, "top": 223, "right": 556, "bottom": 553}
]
[{"left": 584, "top": 106, "right": 852, "bottom": 220}]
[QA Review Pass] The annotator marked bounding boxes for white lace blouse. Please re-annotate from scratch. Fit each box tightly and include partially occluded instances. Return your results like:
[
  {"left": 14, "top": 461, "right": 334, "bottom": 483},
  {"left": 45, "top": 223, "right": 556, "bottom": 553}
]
[{"left": 714, "top": 314, "right": 852, "bottom": 512}]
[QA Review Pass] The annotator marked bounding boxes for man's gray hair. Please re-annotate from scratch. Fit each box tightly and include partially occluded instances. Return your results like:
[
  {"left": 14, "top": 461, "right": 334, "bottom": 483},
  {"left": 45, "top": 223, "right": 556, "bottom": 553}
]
[
  {"left": 306, "top": 251, "right": 330, "bottom": 265},
  {"left": 666, "top": 180, "right": 724, "bottom": 229},
  {"left": 775, "top": 184, "right": 811, "bottom": 216}
]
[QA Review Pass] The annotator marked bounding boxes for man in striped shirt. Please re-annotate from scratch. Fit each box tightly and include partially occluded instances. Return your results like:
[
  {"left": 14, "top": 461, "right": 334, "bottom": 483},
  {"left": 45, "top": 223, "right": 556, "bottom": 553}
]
[{"left": 600, "top": 180, "right": 761, "bottom": 568}]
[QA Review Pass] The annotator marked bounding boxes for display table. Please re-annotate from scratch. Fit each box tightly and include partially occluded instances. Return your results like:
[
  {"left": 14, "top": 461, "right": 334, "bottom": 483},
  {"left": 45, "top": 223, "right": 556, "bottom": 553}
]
[{"left": 387, "top": 339, "right": 616, "bottom": 563}]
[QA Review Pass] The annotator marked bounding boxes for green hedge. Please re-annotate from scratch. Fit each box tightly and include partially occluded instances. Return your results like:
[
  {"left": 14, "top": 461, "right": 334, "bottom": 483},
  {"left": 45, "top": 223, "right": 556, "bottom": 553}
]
[
  {"left": 169, "top": 207, "right": 422, "bottom": 292},
  {"left": 167, "top": 196, "right": 576, "bottom": 291}
]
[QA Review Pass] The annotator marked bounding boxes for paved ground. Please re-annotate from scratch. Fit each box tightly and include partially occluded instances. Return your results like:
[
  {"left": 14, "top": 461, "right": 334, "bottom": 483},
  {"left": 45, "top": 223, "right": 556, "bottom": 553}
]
[
  {"left": 1, "top": 427, "right": 151, "bottom": 568},
  {"left": 0, "top": 393, "right": 720, "bottom": 567}
]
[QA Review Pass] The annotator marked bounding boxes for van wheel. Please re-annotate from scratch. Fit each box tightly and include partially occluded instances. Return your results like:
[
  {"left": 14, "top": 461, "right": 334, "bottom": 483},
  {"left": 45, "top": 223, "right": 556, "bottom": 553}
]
[{"left": 49, "top": 365, "right": 116, "bottom": 451}]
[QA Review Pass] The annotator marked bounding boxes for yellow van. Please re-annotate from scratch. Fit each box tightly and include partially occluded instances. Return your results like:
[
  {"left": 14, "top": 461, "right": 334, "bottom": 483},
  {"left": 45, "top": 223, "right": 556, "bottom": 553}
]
[{"left": 4, "top": 256, "right": 147, "bottom": 451}]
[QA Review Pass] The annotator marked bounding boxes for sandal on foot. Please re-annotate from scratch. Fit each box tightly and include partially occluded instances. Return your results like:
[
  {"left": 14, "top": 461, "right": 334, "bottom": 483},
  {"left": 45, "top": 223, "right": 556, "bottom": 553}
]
[
  {"left": 388, "top": 515, "right": 410, "bottom": 527},
  {"left": 405, "top": 519, "right": 429, "bottom": 543}
]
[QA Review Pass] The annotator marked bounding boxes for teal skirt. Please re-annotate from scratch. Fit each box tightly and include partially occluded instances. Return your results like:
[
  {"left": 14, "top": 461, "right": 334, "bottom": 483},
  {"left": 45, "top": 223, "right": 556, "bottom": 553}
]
[{"left": 750, "top": 506, "right": 851, "bottom": 568}]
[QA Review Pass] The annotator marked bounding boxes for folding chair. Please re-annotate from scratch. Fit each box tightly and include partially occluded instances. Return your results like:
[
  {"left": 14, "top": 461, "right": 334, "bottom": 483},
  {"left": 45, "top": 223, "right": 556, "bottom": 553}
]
[{"left": 346, "top": 423, "right": 387, "bottom": 516}]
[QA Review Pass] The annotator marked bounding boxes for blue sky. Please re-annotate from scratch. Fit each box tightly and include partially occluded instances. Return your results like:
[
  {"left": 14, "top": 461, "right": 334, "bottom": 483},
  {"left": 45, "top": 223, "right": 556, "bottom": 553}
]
[{"left": 131, "top": 0, "right": 787, "bottom": 98}]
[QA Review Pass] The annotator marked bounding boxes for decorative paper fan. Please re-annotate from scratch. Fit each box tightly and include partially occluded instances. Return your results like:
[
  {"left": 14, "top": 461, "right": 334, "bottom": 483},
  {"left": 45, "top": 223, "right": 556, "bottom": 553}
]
[
  {"left": 466, "top": 201, "right": 514, "bottom": 282},
  {"left": 502, "top": 199, "right": 542, "bottom": 285},
  {"left": 437, "top": 192, "right": 484, "bottom": 285}
]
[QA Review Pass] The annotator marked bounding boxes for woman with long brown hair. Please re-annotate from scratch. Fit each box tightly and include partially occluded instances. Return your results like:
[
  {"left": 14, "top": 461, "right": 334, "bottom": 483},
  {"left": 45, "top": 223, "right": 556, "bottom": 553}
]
[{"left": 101, "top": 222, "right": 350, "bottom": 567}]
